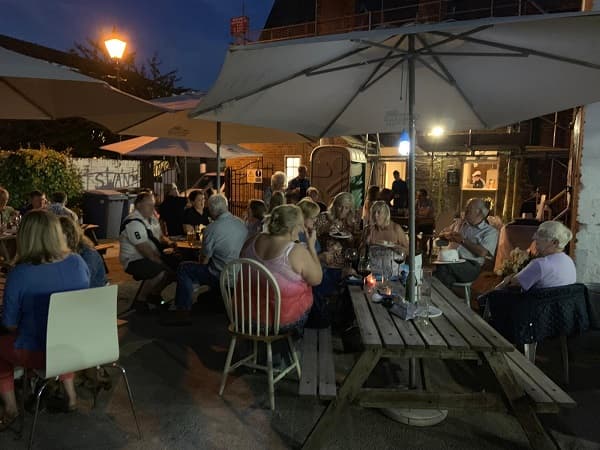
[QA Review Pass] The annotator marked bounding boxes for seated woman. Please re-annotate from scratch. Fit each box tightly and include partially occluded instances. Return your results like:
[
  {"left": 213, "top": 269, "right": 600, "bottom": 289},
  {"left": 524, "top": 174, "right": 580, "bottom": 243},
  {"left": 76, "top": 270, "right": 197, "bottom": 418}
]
[
  {"left": 362, "top": 201, "right": 408, "bottom": 251},
  {"left": 362, "top": 185, "right": 380, "bottom": 227},
  {"left": 183, "top": 190, "right": 210, "bottom": 233},
  {"left": 245, "top": 199, "right": 266, "bottom": 236},
  {"left": 496, "top": 220, "right": 575, "bottom": 291},
  {"left": 240, "top": 205, "right": 322, "bottom": 331},
  {"left": 314, "top": 192, "right": 357, "bottom": 266},
  {"left": 0, "top": 211, "right": 90, "bottom": 427},
  {"left": 0, "top": 187, "right": 17, "bottom": 227},
  {"left": 296, "top": 198, "right": 321, "bottom": 254},
  {"left": 59, "top": 216, "right": 107, "bottom": 288}
]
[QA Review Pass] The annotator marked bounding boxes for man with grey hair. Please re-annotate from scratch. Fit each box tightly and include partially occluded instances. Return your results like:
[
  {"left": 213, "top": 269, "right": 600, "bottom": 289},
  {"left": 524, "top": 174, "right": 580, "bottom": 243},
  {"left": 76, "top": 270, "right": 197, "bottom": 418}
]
[
  {"left": 264, "top": 171, "right": 287, "bottom": 209},
  {"left": 435, "top": 198, "right": 499, "bottom": 288},
  {"left": 496, "top": 220, "right": 575, "bottom": 291},
  {"left": 165, "top": 194, "right": 248, "bottom": 324}
]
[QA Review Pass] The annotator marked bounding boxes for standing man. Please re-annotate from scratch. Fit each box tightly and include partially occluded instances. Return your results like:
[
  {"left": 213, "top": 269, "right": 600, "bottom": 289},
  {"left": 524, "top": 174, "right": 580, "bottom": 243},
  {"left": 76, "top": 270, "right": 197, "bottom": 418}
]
[
  {"left": 391, "top": 170, "right": 408, "bottom": 211},
  {"left": 287, "top": 165, "right": 310, "bottom": 199},
  {"left": 165, "top": 194, "right": 248, "bottom": 325},
  {"left": 434, "top": 198, "right": 498, "bottom": 288},
  {"left": 158, "top": 183, "right": 187, "bottom": 237}
]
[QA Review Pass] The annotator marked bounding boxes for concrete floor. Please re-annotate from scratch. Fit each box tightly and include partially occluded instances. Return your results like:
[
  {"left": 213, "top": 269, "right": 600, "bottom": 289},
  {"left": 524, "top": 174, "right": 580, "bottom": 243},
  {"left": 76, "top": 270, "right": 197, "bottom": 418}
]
[{"left": 1, "top": 244, "right": 599, "bottom": 450}]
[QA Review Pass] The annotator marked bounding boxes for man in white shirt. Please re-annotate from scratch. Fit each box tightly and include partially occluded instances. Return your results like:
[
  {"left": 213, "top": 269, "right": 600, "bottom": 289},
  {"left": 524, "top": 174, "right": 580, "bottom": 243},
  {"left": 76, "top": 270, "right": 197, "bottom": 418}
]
[
  {"left": 163, "top": 194, "right": 248, "bottom": 325},
  {"left": 120, "top": 191, "right": 175, "bottom": 311},
  {"left": 435, "top": 198, "right": 499, "bottom": 288}
]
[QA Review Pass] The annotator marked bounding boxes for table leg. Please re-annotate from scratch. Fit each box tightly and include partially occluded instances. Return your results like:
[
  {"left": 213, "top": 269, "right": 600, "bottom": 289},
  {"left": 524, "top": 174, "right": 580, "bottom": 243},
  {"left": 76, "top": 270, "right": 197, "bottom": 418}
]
[
  {"left": 483, "top": 352, "right": 556, "bottom": 450},
  {"left": 302, "top": 348, "right": 381, "bottom": 450}
]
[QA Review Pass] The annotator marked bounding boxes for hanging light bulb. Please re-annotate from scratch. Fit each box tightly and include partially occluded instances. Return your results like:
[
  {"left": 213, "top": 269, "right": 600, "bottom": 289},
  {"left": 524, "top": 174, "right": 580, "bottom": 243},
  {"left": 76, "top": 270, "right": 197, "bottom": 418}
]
[{"left": 398, "top": 130, "right": 410, "bottom": 156}]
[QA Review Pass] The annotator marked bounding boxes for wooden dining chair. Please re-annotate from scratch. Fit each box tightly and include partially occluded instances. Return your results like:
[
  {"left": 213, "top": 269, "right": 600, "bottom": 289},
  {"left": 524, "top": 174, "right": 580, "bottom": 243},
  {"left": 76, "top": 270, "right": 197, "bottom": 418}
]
[{"left": 219, "top": 258, "right": 301, "bottom": 410}]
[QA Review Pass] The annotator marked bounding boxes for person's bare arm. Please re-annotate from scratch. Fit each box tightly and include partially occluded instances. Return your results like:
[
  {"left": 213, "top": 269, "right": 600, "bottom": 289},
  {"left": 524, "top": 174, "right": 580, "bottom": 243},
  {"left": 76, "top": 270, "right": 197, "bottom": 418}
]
[
  {"left": 446, "top": 231, "right": 489, "bottom": 257},
  {"left": 135, "top": 242, "right": 163, "bottom": 263},
  {"left": 290, "top": 230, "right": 322, "bottom": 286}
]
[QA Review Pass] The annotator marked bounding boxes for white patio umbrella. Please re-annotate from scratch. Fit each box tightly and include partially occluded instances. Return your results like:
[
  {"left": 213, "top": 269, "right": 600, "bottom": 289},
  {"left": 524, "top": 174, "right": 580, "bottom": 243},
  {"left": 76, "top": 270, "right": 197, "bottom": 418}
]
[
  {"left": 0, "top": 46, "right": 165, "bottom": 129},
  {"left": 101, "top": 136, "right": 261, "bottom": 189},
  {"left": 191, "top": 11, "right": 600, "bottom": 303},
  {"left": 114, "top": 93, "right": 311, "bottom": 189}
]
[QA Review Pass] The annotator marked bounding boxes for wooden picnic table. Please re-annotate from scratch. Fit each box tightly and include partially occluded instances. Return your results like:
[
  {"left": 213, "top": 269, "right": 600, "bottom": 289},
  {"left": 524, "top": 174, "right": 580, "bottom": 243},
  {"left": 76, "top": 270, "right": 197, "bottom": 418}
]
[{"left": 303, "top": 277, "right": 573, "bottom": 450}]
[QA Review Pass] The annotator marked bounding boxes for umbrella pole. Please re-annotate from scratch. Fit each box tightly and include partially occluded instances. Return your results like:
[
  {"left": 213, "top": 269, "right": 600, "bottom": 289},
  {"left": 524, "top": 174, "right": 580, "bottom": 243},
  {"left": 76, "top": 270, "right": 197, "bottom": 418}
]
[
  {"left": 408, "top": 34, "right": 418, "bottom": 389},
  {"left": 184, "top": 156, "right": 188, "bottom": 191},
  {"left": 216, "top": 121, "right": 222, "bottom": 192}
]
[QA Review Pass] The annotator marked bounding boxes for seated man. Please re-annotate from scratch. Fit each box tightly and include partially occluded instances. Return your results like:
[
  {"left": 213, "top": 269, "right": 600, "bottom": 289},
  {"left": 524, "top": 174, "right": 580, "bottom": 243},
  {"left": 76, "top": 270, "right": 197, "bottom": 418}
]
[
  {"left": 435, "top": 198, "right": 498, "bottom": 288},
  {"left": 159, "top": 183, "right": 187, "bottom": 237},
  {"left": 47, "top": 191, "right": 79, "bottom": 223},
  {"left": 20, "top": 190, "right": 47, "bottom": 215},
  {"left": 166, "top": 194, "right": 248, "bottom": 324},
  {"left": 119, "top": 192, "right": 175, "bottom": 312}
]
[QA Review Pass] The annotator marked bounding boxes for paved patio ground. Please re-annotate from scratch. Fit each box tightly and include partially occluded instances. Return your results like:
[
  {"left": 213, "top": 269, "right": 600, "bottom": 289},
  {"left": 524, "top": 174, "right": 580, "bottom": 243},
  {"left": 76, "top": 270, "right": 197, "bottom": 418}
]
[{"left": 1, "top": 243, "right": 599, "bottom": 450}]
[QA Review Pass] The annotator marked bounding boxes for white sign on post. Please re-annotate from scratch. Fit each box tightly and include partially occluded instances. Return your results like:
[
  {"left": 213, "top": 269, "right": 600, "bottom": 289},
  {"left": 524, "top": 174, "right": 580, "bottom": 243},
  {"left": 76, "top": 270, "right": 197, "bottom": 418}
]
[{"left": 246, "top": 169, "right": 263, "bottom": 184}]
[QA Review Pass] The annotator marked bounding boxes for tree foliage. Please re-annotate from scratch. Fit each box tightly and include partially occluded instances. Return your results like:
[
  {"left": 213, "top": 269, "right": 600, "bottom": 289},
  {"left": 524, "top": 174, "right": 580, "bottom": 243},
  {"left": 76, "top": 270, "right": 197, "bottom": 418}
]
[{"left": 0, "top": 147, "right": 83, "bottom": 209}]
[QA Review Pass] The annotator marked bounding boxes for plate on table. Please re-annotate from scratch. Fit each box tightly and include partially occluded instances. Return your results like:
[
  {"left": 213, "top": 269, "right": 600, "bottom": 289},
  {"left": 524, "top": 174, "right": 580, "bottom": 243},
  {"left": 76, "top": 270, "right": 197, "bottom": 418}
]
[
  {"left": 329, "top": 231, "right": 352, "bottom": 239},
  {"left": 432, "top": 259, "right": 466, "bottom": 265},
  {"left": 371, "top": 240, "right": 397, "bottom": 248}
]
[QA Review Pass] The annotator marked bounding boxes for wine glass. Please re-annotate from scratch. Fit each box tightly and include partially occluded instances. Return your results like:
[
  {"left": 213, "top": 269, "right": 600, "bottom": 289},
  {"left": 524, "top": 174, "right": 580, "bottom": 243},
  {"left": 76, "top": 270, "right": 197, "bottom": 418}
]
[
  {"left": 357, "top": 256, "right": 371, "bottom": 278},
  {"left": 344, "top": 248, "right": 359, "bottom": 269},
  {"left": 393, "top": 249, "right": 406, "bottom": 280}
]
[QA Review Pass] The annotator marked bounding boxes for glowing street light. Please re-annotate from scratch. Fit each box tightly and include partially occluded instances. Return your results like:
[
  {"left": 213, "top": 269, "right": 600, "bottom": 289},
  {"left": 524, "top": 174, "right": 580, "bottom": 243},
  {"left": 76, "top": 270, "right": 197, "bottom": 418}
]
[
  {"left": 398, "top": 129, "right": 410, "bottom": 156},
  {"left": 104, "top": 28, "right": 127, "bottom": 60},
  {"left": 429, "top": 126, "right": 445, "bottom": 137}
]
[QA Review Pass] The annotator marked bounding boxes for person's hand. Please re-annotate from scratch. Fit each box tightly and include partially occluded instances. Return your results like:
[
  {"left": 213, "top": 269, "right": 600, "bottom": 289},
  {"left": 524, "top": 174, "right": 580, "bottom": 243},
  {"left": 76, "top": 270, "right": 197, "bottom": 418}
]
[{"left": 307, "top": 227, "right": 317, "bottom": 250}]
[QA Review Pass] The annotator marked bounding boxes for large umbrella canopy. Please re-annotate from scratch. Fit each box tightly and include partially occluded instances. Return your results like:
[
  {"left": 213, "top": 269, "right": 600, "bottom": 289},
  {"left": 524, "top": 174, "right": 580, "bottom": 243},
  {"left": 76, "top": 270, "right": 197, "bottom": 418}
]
[
  {"left": 0, "top": 46, "right": 165, "bottom": 129},
  {"left": 191, "top": 11, "right": 600, "bottom": 304},
  {"left": 191, "top": 11, "right": 600, "bottom": 136},
  {"left": 116, "top": 93, "right": 311, "bottom": 144},
  {"left": 101, "top": 136, "right": 261, "bottom": 159}
]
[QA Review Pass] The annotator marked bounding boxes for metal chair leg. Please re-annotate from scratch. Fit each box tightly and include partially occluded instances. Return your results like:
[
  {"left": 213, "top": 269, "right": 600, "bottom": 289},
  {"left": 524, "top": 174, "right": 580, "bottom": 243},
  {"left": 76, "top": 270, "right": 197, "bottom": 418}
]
[
  {"left": 560, "top": 335, "right": 569, "bottom": 385},
  {"left": 219, "top": 337, "right": 237, "bottom": 396},
  {"left": 110, "top": 363, "right": 142, "bottom": 440},
  {"left": 287, "top": 336, "right": 301, "bottom": 379},
  {"left": 266, "top": 342, "right": 275, "bottom": 410},
  {"left": 28, "top": 378, "right": 53, "bottom": 450}
]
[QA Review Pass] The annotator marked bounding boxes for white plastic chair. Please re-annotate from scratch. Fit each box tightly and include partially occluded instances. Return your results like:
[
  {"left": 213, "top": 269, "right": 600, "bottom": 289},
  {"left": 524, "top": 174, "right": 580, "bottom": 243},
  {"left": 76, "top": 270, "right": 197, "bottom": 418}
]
[
  {"left": 219, "top": 258, "right": 301, "bottom": 410},
  {"left": 28, "top": 285, "right": 141, "bottom": 449}
]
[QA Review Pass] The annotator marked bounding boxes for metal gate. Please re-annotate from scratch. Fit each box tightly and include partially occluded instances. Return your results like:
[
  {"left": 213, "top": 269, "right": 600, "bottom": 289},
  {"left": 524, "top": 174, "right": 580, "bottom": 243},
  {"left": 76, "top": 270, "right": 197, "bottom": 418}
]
[{"left": 226, "top": 159, "right": 273, "bottom": 218}]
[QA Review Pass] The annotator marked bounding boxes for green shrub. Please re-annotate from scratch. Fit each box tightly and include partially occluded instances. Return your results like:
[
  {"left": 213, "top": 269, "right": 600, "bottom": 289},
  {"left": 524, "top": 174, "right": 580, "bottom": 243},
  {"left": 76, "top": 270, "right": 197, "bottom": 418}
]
[{"left": 0, "top": 147, "right": 83, "bottom": 209}]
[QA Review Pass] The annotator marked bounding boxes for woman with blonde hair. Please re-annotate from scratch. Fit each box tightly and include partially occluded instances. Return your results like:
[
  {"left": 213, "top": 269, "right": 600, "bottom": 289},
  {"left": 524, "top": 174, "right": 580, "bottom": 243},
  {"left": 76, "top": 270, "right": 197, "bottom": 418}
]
[
  {"left": 59, "top": 216, "right": 107, "bottom": 288},
  {"left": 362, "top": 201, "right": 408, "bottom": 251},
  {"left": 264, "top": 171, "right": 287, "bottom": 210},
  {"left": 314, "top": 192, "right": 356, "bottom": 265},
  {"left": 240, "top": 204, "right": 322, "bottom": 331},
  {"left": 0, "top": 211, "right": 89, "bottom": 426},
  {"left": 297, "top": 198, "right": 322, "bottom": 253}
]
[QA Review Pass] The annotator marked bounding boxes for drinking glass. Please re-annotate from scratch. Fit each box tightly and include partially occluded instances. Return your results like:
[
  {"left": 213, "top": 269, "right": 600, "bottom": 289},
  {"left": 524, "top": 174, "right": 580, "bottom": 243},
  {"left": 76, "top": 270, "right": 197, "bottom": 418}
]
[
  {"left": 420, "top": 268, "right": 433, "bottom": 318},
  {"left": 344, "top": 248, "right": 359, "bottom": 269},
  {"left": 393, "top": 249, "right": 406, "bottom": 279},
  {"left": 357, "top": 256, "right": 371, "bottom": 278},
  {"left": 186, "top": 230, "right": 194, "bottom": 246}
]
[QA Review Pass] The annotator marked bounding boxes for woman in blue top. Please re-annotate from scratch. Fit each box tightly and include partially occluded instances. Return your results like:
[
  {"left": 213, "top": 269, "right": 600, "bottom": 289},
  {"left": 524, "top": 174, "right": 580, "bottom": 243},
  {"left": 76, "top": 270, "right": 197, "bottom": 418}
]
[
  {"left": 0, "top": 210, "right": 89, "bottom": 429},
  {"left": 59, "top": 216, "right": 107, "bottom": 288}
]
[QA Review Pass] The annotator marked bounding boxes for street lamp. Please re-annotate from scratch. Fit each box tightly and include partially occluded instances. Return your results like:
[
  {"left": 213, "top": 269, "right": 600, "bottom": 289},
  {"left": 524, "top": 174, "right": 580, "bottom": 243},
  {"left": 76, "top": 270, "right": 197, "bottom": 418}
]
[
  {"left": 398, "top": 129, "right": 410, "bottom": 156},
  {"left": 104, "top": 27, "right": 127, "bottom": 89}
]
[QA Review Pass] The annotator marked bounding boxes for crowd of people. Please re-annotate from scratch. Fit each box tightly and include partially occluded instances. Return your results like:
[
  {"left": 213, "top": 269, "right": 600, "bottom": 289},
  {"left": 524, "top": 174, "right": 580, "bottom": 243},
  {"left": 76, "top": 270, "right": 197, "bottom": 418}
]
[{"left": 0, "top": 167, "right": 578, "bottom": 426}]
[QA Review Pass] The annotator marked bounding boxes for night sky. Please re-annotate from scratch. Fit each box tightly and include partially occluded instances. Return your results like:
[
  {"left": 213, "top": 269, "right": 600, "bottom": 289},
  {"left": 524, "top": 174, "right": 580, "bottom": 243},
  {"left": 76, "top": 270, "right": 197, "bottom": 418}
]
[{"left": 0, "top": 0, "right": 274, "bottom": 91}]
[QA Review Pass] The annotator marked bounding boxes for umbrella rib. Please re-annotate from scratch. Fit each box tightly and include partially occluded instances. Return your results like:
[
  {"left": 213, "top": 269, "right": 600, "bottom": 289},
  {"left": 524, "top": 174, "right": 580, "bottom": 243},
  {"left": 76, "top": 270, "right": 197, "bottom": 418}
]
[
  {"left": 415, "top": 34, "right": 488, "bottom": 128},
  {"left": 420, "top": 51, "right": 528, "bottom": 57},
  {"left": 192, "top": 45, "right": 371, "bottom": 116},
  {"left": 431, "top": 31, "right": 600, "bottom": 71},
  {"left": 1, "top": 78, "right": 54, "bottom": 119},
  {"left": 318, "top": 37, "right": 406, "bottom": 137},
  {"left": 362, "top": 25, "right": 493, "bottom": 91}
]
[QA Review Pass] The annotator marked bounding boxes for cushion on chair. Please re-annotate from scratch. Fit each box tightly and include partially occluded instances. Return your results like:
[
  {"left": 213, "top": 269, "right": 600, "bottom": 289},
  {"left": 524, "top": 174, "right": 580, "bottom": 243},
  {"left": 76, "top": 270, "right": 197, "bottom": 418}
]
[{"left": 483, "top": 283, "right": 590, "bottom": 345}]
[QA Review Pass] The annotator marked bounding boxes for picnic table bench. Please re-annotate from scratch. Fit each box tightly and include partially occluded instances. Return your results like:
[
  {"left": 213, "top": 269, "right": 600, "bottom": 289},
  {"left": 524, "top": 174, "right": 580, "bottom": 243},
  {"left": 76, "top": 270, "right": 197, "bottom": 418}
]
[
  {"left": 299, "top": 327, "right": 336, "bottom": 400},
  {"left": 302, "top": 277, "right": 575, "bottom": 450}
]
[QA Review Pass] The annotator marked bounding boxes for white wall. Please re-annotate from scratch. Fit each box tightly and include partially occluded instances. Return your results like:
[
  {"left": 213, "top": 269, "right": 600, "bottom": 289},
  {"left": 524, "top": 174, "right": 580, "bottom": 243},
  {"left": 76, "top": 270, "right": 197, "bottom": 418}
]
[
  {"left": 575, "top": 0, "right": 600, "bottom": 282},
  {"left": 73, "top": 158, "right": 140, "bottom": 191}
]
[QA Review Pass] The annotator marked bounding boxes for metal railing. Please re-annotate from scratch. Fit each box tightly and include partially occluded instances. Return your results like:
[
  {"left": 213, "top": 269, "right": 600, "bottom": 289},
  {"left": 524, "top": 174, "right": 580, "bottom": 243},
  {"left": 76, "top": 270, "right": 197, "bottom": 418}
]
[{"left": 239, "top": 0, "right": 580, "bottom": 45}]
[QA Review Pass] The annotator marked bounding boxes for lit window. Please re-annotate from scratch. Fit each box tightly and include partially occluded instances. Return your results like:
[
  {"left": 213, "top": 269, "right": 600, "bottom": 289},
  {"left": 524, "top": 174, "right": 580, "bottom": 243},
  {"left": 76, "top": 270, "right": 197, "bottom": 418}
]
[{"left": 285, "top": 155, "right": 301, "bottom": 181}]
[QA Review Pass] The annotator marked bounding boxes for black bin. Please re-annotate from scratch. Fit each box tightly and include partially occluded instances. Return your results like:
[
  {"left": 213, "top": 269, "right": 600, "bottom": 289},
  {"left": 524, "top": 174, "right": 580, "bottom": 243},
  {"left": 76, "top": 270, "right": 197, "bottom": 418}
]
[{"left": 83, "top": 190, "right": 127, "bottom": 239}]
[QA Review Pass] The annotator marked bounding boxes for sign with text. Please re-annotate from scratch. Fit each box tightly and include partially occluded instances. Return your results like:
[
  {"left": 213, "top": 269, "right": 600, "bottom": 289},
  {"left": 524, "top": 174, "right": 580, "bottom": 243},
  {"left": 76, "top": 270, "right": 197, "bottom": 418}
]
[
  {"left": 246, "top": 169, "right": 263, "bottom": 184},
  {"left": 74, "top": 158, "right": 140, "bottom": 190},
  {"left": 230, "top": 16, "right": 249, "bottom": 35}
]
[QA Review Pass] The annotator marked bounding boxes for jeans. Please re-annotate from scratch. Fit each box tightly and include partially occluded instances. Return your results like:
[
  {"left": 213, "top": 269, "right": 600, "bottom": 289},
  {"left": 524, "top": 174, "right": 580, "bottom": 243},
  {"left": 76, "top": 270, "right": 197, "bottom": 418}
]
[{"left": 175, "top": 262, "right": 219, "bottom": 310}]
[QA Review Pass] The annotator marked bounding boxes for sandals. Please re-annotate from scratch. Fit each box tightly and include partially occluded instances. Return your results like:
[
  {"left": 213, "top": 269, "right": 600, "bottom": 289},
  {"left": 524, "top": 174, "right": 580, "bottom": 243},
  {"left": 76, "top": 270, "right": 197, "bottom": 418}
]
[{"left": 0, "top": 412, "right": 19, "bottom": 432}]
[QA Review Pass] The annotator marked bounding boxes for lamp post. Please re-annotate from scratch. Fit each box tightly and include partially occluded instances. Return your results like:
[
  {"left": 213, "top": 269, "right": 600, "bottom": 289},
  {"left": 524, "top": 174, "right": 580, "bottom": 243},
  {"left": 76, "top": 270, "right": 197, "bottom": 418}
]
[{"left": 104, "top": 27, "right": 127, "bottom": 90}]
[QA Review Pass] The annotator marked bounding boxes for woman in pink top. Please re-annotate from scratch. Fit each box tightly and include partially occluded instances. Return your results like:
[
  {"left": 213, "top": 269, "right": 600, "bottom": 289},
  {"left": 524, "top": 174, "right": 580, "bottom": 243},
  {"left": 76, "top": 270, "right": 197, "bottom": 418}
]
[{"left": 241, "top": 204, "right": 322, "bottom": 331}]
